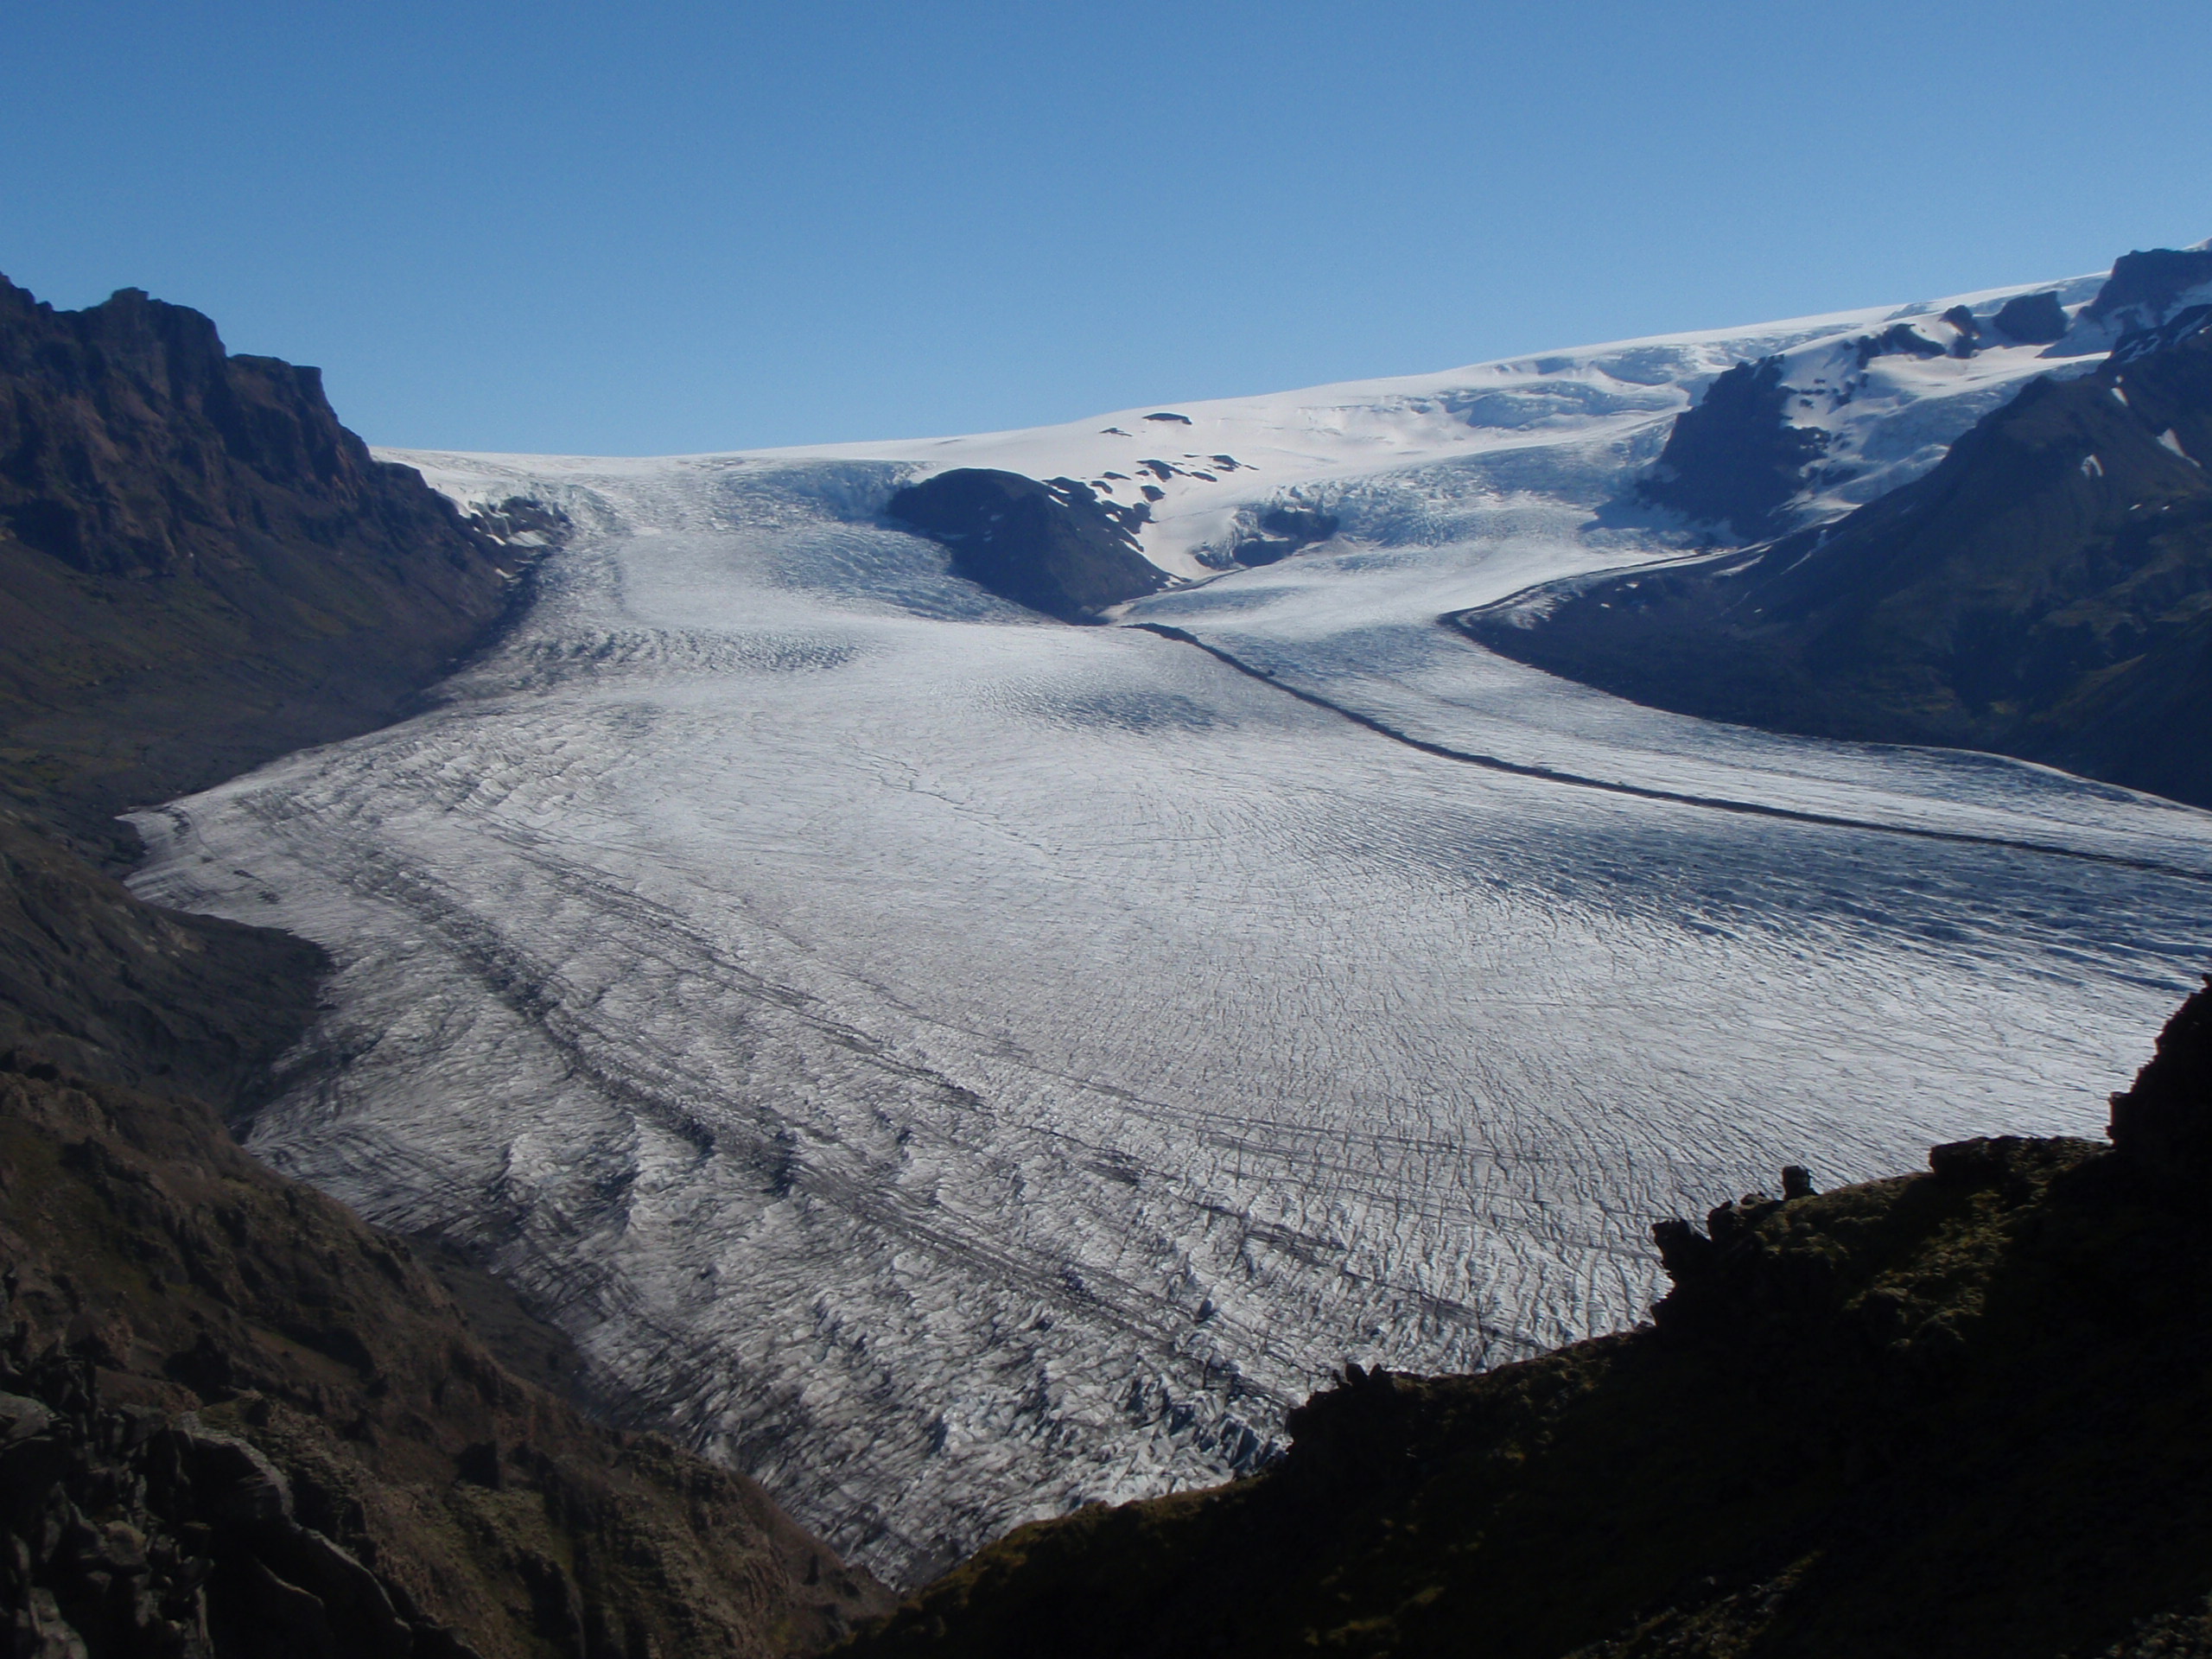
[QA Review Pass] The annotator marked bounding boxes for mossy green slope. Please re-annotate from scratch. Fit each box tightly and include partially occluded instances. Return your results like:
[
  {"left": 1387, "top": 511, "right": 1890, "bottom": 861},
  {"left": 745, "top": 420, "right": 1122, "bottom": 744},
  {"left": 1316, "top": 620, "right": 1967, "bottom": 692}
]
[{"left": 846, "top": 991, "right": 2212, "bottom": 1659}]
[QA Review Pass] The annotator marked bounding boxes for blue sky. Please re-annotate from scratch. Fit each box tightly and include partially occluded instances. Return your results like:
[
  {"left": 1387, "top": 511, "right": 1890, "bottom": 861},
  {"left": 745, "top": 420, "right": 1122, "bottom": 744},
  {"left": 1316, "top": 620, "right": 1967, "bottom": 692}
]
[{"left": 5, "top": 0, "right": 2209, "bottom": 454}]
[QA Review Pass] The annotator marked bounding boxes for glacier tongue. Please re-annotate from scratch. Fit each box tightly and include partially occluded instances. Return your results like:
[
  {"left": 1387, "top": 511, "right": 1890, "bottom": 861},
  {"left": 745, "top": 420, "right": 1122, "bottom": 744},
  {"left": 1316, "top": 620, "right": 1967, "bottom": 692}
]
[{"left": 128, "top": 287, "right": 2212, "bottom": 1586}]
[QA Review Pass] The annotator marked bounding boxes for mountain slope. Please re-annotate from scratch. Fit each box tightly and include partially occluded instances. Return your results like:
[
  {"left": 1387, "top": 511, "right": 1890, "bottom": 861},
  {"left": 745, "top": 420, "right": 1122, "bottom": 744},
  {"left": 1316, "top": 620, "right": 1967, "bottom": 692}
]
[
  {"left": 0, "top": 276, "right": 890, "bottom": 1655},
  {"left": 1465, "top": 301, "right": 2212, "bottom": 806},
  {"left": 883, "top": 468, "right": 1168, "bottom": 620},
  {"left": 1, "top": 1056, "right": 889, "bottom": 1657},
  {"left": 841, "top": 983, "right": 2212, "bottom": 1659},
  {"left": 0, "top": 275, "right": 549, "bottom": 855}
]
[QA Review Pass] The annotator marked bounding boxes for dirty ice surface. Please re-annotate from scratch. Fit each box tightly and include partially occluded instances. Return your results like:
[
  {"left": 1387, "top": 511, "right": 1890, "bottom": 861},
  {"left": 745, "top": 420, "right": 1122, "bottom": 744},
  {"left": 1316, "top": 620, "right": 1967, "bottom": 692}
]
[{"left": 131, "top": 285, "right": 2212, "bottom": 1585}]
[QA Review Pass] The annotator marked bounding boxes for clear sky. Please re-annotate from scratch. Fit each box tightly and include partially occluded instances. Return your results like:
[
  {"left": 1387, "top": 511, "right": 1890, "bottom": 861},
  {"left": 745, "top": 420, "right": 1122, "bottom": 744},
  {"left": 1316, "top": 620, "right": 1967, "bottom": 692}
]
[{"left": 5, "top": 0, "right": 2209, "bottom": 454}]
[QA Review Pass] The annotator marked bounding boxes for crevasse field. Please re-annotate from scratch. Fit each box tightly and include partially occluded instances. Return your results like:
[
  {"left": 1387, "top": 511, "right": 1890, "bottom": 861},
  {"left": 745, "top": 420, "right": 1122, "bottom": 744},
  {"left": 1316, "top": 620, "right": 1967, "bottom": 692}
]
[{"left": 131, "top": 277, "right": 2212, "bottom": 1584}]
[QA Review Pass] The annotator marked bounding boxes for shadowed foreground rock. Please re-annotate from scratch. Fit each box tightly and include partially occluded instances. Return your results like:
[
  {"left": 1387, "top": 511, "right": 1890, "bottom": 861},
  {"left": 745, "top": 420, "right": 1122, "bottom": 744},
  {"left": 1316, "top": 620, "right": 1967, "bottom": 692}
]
[
  {"left": 2108, "top": 974, "right": 2212, "bottom": 1189},
  {"left": 841, "top": 982, "right": 2212, "bottom": 1658},
  {"left": 0, "top": 1057, "right": 891, "bottom": 1656}
]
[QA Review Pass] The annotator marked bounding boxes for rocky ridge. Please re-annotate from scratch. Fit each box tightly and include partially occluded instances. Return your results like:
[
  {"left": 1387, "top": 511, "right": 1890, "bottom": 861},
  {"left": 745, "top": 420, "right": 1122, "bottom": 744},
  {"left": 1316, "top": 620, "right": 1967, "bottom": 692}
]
[
  {"left": 0, "top": 275, "right": 550, "bottom": 855},
  {"left": 0, "top": 276, "right": 890, "bottom": 1655}
]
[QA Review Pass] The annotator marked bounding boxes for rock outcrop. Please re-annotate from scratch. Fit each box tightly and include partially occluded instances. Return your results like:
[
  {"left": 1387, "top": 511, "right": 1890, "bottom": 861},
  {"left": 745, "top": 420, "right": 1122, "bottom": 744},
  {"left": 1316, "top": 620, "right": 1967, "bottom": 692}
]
[
  {"left": 884, "top": 469, "right": 1169, "bottom": 622},
  {"left": 841, "top": 985, "right": 2212, "bottom": 1658},
  {"left": 1226, "top": 504, "right": 1338, "bottom": 567},
  {"left": 1993, "top": 289, "right": 2069, "bottom": 344},
  {"left": 1635, "top": 355, "right": 1834, "bottom": 542},
  {"left": 2077, "top": 246, "right": 2212, "bottom": 338}
]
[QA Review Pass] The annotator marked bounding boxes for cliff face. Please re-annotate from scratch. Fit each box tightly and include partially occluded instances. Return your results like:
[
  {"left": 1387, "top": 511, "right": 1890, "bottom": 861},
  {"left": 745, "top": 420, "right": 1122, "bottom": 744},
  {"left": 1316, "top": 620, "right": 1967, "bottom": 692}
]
[
  {"left": 842, "top": 985, "right": 2212, "bottom": 1659},
  {"left": 0, "top": 276, "right": 891, "bottom": 1656},
  {"left": 0, "top": 276, "right": 527, "bottom": 854}
]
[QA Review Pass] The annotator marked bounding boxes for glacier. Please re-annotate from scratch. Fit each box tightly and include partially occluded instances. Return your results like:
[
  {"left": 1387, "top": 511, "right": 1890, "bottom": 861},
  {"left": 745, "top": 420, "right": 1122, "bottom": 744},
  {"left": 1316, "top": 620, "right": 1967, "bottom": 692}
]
[{"left": 128, "top": 268, "right": 2212, "bottom": 1585}]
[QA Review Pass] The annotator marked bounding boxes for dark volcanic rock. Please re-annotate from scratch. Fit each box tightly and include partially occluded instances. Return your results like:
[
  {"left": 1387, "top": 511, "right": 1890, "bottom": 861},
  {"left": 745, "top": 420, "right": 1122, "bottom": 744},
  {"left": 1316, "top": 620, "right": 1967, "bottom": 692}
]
[
  {"left": 1993, "top": 289, "right": 2069, "bottom": 344},
  {"left": 1856, "top": 320, "right": 1949, "bottom": 365},
  {"left": 886, "top": 467, "right": 1170, "bottom": 622},
  {"left": 0, "top": 1060, "right": 892, "bottom": 1656},
  {"left": 0, "top": 276, "right": 531, "bottom": 853},
  {"left": 1636, "top": 355, "right": 1831, "bottom": 541},
  {"left": 1471, "top": 304, "right": 2212, "bottom": 806},
  {"left": 1941, "top": 304, "right": 1982, "bottom": 355}
]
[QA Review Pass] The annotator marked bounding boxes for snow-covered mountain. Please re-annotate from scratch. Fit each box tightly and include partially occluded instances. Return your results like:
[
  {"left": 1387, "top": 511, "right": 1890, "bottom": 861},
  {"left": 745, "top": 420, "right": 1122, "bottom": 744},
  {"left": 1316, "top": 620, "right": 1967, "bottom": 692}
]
[
  {"left": 129, "top": 250, "right": 2212, "bottom": 1585},
  {"left": 394, "top": 264, "right": 2163, "bottom": 581},
  {"left": 1467, "top": 286, "right": 2212, "bottom": 807}
]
